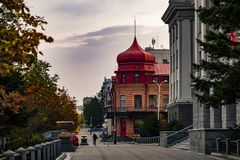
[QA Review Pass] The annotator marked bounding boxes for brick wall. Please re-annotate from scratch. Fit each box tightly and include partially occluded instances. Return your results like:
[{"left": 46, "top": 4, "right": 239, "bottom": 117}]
[{"left": 114, "top": 83, "right": 169, "bottom": 138}]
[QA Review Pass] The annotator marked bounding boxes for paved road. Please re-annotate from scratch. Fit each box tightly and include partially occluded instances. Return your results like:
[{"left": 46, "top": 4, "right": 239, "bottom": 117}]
[{"left": 65, "top": 128, "right": 220, "bottom": 160}]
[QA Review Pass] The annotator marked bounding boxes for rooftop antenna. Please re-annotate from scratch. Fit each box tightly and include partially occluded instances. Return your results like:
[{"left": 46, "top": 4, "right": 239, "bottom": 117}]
[
  {"left": 152, "top": 37, "right": 156, "bottom": 49},
  {"left": 134, "top": 16, "right": 136, "bottom": 38}
]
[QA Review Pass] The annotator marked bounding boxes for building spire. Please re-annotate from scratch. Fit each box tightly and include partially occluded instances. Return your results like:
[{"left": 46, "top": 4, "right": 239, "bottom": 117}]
[{"left": 134, "top": 16, "right": 136, "bottom": 38}]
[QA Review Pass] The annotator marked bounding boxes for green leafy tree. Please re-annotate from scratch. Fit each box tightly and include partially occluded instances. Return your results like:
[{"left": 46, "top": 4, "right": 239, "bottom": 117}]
[
  {"left": 83, "top": 96, "right": 104, "bottom": 127},
  {"left": 228, "top": 124, "right": 240, "bottom": 140},
  {"left": 191, "top": 0, "right": 240, "bottom": 107},
  {"left": 138, "top": 114, "right": 160, "bottom": 137}
]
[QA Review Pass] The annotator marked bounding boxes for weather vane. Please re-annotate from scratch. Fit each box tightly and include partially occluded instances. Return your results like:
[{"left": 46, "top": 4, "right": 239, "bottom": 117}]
[{"left": 152, "top": 37, "right": 156, "bottom": 49}]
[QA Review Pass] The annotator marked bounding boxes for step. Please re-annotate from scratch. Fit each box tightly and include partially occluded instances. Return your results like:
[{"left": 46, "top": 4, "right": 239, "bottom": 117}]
[{"left": 171, "top": 138, "right": 190, "bottom": 150}]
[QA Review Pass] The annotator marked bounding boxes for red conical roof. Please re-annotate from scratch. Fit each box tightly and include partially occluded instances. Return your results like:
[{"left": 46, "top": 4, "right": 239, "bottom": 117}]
[{"left": 117, "top": 37, "right": 155, "bottom": 64}]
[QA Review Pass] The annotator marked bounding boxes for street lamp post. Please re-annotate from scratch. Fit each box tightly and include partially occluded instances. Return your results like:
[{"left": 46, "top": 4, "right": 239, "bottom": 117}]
[
  {"left": 153, "top": 80, "right": 168, "bottom": 120},
  {"left": 113, "top": 88, "right": 117, "bottom": 144}
]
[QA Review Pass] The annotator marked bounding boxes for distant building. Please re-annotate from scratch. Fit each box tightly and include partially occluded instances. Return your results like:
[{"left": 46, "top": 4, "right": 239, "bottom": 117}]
[
  {"left": 108, "top": 37, "right": 169, "bottom": 138},
  {"left": 100, "top": 77, "right": 113, "bottom": 135},
  {"left": 76, "top": 105, "right": 84, "bottom": 115},
  {"left": 83, "top": 97, "right": 92, "bottom": 106},
  {"left": 145, "top": 47, "right": 170, "bottom": 64}
]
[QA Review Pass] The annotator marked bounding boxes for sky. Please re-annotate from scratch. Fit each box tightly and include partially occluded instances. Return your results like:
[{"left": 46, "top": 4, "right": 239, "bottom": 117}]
[{"left": 26, "top": 0, "right": 169, "bottom": 105}]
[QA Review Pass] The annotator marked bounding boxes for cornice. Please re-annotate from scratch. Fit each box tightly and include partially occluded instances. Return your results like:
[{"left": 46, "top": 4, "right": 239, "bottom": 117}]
[{"left": 162, "top": 1, "right": 194, "bottom": 24}]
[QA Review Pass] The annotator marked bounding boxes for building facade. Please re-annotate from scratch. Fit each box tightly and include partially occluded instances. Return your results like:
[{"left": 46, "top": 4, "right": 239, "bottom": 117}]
[
  {"left": 162, "top": 0, "right": 194, "bottom": 127},
  {"left": 100, "top": 77, "right": 113, "bottom": 135},
  {"left": 145, "top": 47, "right": 170, "bottom": 64},
  {"left": 163, "top": 0, "right": 240, "bottom": 154},
  {"left": 190, "top": 0, "right": 239, "bottom": 154},
  {"left": 109, "top": 37, "right": 169, "bottom": 138}
]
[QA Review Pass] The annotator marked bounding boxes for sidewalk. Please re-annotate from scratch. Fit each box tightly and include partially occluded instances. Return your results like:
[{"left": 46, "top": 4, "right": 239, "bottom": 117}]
[
  {"left": 77, "top": 128, "right": 102, "bottom": 146},
  {"left": 63, "top": 128, "right": 231, "bottom": 160}
]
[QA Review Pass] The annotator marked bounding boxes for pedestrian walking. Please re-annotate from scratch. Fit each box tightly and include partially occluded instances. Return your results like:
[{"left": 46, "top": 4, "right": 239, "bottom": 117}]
[{"left": 92, "top": 133, "right": 98, "bottom": 145}]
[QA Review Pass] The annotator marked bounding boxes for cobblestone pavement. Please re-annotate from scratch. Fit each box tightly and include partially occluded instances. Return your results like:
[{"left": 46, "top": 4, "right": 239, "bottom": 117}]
[{"left": 64, "top": 128, "right": 220, "bottom": 160}]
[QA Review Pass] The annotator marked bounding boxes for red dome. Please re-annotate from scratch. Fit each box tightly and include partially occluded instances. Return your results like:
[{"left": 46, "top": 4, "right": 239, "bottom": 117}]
[{"left": 117, "top": 37, "right": 155, "bottom": 64}]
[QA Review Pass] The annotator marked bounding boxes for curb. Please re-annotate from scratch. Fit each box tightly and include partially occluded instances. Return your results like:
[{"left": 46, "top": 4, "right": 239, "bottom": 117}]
[
  {"left": 56, "top": 153, "right": 66, "bottom": 160},
  {"left": 211, "top": 152, "right": 240, "bottom": 160}
]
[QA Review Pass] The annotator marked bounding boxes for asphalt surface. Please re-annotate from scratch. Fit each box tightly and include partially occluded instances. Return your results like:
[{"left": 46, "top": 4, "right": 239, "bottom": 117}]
[{"left": 64, "top": 128, "right": 223, "bottom": 160}]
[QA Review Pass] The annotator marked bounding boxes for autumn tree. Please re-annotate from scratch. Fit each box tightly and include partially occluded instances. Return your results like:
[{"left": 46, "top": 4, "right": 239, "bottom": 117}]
[
  {"left": 0, "top": 0, "right": 81, "bottom": 150},
  {"left": 0, "top": 0, "right": 55, "bottom": 150},
  {"left": 23, "top": 60, "right": 80, "bottom": 132},
  {"left": 54, "top": 88, "right": 81, "bottom": 132},
  {"left": 6, "top": 60, "right": 80, "bottom": 149},
  {"left": 192, "top": 0, "right": 240, "bottom": 107},
  {"left": 0, "top": 0, "right": 53, "bottom": 135},
  {"left": 23, "top": 60, "right": 58, "bottom": 131}
]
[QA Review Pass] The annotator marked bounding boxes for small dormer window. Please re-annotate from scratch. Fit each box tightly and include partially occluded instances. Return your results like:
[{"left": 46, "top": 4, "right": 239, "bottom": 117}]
[
  {"left": 152, "top": 76, "right": 158, "bottom": 83},
  {"left": 163, "top": 76, "right": 169, "bottom": 82},
  {"left": 163, "top": 59, "right": 168, "bottom": 64},
  {"left": 134, "top": 73, "right": 140, "bottom": 83},
  {"left": 121, "top": 74, "right": 126, "bottom": 84}
]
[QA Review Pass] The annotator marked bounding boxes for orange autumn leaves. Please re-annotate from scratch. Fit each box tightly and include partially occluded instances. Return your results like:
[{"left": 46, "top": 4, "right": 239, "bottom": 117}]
[{"left": 0, "top": 0, "right": 80, "bottom": 133}]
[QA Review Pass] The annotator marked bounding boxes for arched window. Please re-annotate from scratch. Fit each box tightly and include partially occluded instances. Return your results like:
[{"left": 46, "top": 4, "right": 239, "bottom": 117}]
[
  {"left": 121, "top": 74, "right": 126, "bottom": 84},
  {"left": 134, "top": 73, "right": 140, "bottom": 83}
]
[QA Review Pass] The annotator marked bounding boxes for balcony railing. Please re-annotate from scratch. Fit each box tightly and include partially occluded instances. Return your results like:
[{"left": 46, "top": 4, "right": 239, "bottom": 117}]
[{"left": 115, "top": 106, "right": 159, "bottom": 112}]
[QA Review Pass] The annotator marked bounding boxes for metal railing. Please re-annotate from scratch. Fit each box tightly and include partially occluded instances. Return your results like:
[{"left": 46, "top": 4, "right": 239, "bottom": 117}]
[
  {"left": 216, "top": 138, "right": 240, "bottom": 155},
  {"left": 115, "top": 106, "right": 161, "bottom": 112},
  {"left": 135, "top": 136, "right": 160, "bottom": 144},
  {"left": 164, "top": 123, "right": 195, "bottom": 147},
  {"left": 0, "top": 139, "right": 62, "bottom": 160}
]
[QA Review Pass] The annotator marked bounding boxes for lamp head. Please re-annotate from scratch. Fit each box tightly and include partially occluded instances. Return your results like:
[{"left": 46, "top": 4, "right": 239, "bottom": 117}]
[
  {"left": 152, "top": 80, "right": 157, "bottom": 84},
  {"left": 163, "top": 80, "right": 168, "bottom": 83}
]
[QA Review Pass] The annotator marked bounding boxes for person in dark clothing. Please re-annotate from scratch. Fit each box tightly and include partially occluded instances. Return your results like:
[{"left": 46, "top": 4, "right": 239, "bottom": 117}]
[{"left": 92, "top": 133, "right": 98, "bottom": 145}]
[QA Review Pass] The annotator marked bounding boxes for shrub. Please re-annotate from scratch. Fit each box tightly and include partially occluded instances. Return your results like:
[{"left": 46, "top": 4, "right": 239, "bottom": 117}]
[{"left": 228, "top": 124, "right": 240, "bottom": 141}]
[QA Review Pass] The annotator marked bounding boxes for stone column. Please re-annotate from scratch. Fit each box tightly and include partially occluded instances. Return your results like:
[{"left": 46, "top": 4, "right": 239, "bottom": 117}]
[
  {"left": 34, "top": 144, "right": 42, "bottom": 160},
  {"left": 236, "top": 103, "right": 240, "bottom": 125},
  {"left": 27, "top": 146, "right": 36, "bottom": 160},
  {"left": 237, "top": 139, "right": 240, "bottom": 155},
  {"left": 193, "top": 98, "right": 210, "bottom": 129},
  {"left": 2, "top": 150, "right": 15, "bottom": 160},
  {"left": 53, "top": 140, "right": 57, "bottom": 158},
  {"left": 216, "top": 138, "right": 221, "bottom": 153},
  {"left": 222, "top": 104, "right": 236, "bottom": 128},
  {"left": 56, "top": 139, "right": 61, "bottom": 156},
  {"left": 46, "top": 142, "right": 51, "bottom": 160},
  {"left": 210, "top": 107, "right": 222, "bottom": 128},
  {"left": 16, "top": 147, "right": 27, "bottom": 160},
  {"left": 50, "top": 142, "right": 54, "bottom": 159},
  {"left": 40, "top": 143, "right": 47, "bottom": 160}
]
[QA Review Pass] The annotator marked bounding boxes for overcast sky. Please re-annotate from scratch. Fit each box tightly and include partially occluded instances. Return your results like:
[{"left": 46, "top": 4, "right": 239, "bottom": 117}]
[{"left": 26, "top": 0, "right": 169, "bottom": 105}]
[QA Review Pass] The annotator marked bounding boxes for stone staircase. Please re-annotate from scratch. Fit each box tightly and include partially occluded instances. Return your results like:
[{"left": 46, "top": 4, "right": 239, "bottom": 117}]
[{"left": 171, "top": 138, "right": 190, "bottom": 150}]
